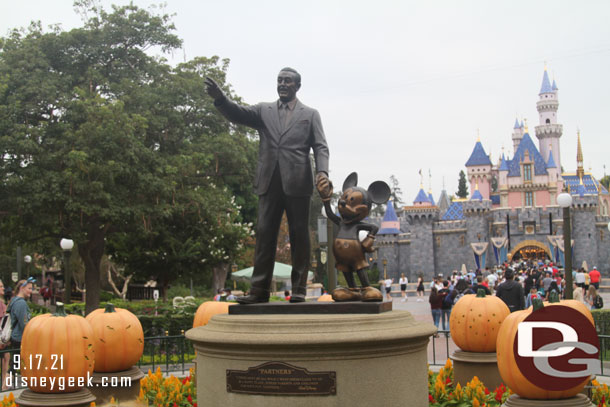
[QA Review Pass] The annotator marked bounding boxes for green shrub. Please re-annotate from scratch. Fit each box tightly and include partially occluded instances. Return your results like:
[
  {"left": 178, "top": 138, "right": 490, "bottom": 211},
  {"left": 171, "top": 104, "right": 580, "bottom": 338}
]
[{"left": 167, "top": 284, "right": 192, "bottom": 299}]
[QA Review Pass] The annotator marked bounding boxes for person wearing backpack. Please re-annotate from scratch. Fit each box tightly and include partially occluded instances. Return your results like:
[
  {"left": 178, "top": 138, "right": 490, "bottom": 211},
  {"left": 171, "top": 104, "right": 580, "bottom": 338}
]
[
  {"left": 6, "top": 278, "right": 34, "bottom": 358},
  {"left": 587, "top": 286, "right": 604, "bottom": 310},
  {"left": 440, "top": 281, "right": 456, "bottom": 331}
]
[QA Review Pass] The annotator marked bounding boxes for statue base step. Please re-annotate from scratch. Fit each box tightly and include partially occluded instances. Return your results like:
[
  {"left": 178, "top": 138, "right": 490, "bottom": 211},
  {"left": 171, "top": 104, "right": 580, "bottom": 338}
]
[
  {"left": 503, "top": 393, "right": 594, "bottom": 406},
  {"left": 16, "top": 388, "right": 96, "bottom": 407}
]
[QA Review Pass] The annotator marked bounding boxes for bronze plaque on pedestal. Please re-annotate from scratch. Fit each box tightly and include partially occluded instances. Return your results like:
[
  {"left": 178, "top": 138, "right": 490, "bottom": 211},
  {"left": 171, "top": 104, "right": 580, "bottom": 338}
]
[{"left": 226, "top": 361, "right": 336, "bottom": 396}]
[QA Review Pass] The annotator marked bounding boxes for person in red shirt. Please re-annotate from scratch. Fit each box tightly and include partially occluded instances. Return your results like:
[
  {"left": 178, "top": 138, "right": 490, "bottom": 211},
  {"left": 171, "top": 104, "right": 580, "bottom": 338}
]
[{"left": 589, "top": 267, "right": 601, "bottom": 289}]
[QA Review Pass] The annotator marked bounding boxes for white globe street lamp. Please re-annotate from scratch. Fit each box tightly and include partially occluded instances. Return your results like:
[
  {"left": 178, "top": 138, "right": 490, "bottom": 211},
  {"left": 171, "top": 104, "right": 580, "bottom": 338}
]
[
  {"left": 557, "top": 193, "right": 573, "bottom": 299},
  {"left": 60, "top": 238, "right": 74, "bottom": 304}
]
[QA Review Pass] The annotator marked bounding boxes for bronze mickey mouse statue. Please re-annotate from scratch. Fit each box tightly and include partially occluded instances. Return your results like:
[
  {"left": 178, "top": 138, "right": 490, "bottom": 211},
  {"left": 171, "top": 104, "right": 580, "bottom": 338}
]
[{"left": 317, "top": 172, "right": 391, "bottom": 302}]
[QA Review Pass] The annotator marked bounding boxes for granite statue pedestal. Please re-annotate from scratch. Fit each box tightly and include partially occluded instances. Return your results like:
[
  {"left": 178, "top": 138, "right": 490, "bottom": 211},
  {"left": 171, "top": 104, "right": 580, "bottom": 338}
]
[
  {"left": 186, "top": 302, "right": 436, "bottom": 407},
  {"left": 451, "top": 350, "right": 503, "bottom": 390},
  {"left": 87, "top": 366, "right": 145, "bottom": 404}
]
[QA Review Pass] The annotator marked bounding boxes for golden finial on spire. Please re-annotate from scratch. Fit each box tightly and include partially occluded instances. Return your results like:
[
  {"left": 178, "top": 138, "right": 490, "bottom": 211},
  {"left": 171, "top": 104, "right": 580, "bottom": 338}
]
[
  {"left": 576, "top": 129, "right": 584, "bottom": 180},
  {"left": 475, "top": 180, "right": 479, "bottom": 190},
  {"left": 476, "top": 128, "right": 480, "bottom": 142},
  {"left": 544, "top": 61, "right": 548, "bottom": 71},
  {"left": 523, "top": 118, "right": 529, "bottom": 133}
]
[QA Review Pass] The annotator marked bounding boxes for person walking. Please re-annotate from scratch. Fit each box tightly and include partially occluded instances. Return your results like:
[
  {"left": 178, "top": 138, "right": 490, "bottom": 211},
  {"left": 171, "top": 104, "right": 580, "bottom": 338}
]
[
  {"left": 439, "top": 281, "right": 455, "bottom": 331},
  {"left": 384, "top": 277, "right": 394, "bottom": 301},
  {"left": 416, "top": 275, "right": 425, "bottom": 301},
  {"left": 7, "top": 277, "right": 34, "bottom": 358},
  {"left": 589, "top": 267, "right": 601, "bottom": 290},
  {"left": 496, "top": 269, "right": 524, "bottom": 312},
  {"left": 586, "top": 286, "right": 603, "bottom": 310},
  {"left": 429, "top": 287, "right": 443, "bottom": 335},
  {"left": 399, "top": 273, "right": 408, "bottom": 302}
]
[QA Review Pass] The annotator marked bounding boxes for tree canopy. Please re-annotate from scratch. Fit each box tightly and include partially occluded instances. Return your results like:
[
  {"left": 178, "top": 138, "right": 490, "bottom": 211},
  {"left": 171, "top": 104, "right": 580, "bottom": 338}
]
[
  {"left": 456, "top": 170, "right": 469, "bottom": 199},
  {"left": 0, "top": 2, "right": 257, "bottom": 313}
]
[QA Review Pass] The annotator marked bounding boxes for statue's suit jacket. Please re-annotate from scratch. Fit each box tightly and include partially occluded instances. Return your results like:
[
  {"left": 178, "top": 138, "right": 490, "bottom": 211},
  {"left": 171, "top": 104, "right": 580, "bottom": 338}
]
[{"left": 215, "top": 97, "right": 329, "bottom": 196}]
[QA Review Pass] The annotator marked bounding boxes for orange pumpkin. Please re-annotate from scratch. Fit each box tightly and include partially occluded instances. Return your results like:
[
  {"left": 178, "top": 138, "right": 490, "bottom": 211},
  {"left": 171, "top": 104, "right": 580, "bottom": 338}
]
[
  {"left": 543, "top": 291, "right": 594, "bottom": 326},
  {"left": 496, "top": 299, "right": 590, "bottom": 399},
  {"left": 449, "top": 289, "right": 510, "bottom": 352},
  {"left": 317, "top": 294, "right": 334, "bottom": 302},
  {"left": 86, "top": 303, "right": 144, "bottom": 372},
  {"left": 193, "top": 301, "right": 234, "bottom": 328},
  {"left": 21, "top": 302, "right": 95, "bottom": 393}
]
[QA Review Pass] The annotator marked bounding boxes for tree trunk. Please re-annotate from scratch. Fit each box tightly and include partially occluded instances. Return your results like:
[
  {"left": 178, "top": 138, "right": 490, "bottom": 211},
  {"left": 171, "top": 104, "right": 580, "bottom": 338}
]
[
  {"left": 79, "top": 222, "right": 107, "bottom": 316},
  {"left": 212, "top": 263, "right": 229, "bottom": 295}
]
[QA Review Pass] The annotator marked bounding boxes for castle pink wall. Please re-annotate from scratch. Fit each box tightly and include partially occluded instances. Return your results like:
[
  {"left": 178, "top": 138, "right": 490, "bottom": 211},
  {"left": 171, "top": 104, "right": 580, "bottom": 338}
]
[
  {"left": 469, "top": 178, "right": 491, "bottom": 199},
  {"left": 508, "top": 192, "right": 522, "bottom": 209},
  {"left": 536, "top": 191, "right": 551, "bottom": 208}
]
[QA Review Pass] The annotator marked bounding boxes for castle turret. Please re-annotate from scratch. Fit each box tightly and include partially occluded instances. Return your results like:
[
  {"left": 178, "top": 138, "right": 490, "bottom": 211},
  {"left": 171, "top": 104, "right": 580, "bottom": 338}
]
[
  {"left": 413, "top": 185, "right": 432, "bottom": 207},
  {"left": 512, "top": 118, "right": 524, "bottom": 153},
  {"left": 546, "top": 144, "right": 561, "bottom": 205},
  {"left": 535, "top": 67, "right": 563, "bottom": 172},
  {"left": 378, "top": 200, "right": 401, "bottom": 235},
  {"left": 465, "top": 137, "right": 492, "bottom": 200},
  {"left": 498, "top": 152, "right": 509, "bottom": 207}
]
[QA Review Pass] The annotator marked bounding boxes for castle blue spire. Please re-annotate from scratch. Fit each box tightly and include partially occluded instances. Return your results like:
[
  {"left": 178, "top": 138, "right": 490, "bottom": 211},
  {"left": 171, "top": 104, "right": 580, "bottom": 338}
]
[
  {"left": 378, "top": 200, "right": 401, "bottom": 235},
  {"left": 499, "top": 154, "right": 509, "bottom": 171},
  {"left": 514, "top": 118, "right": 520, "bottom": 129},
  {"left": 520, "top": 120, "right": 524, "bottom": 128},
  {"left": 471, "top": 189, "right": 483, "bottom": 201},
  {"left": 465, "top": 141, "right": 492, "bottom": 166},
  {"left": 547, "top": 149, "right": 557, "bottom": 168},
  {"left": 428, "top": 191, "right": 435, "bottom": 206},
  {"left": 552, "top": 79, "right": 558, "bottom": 91},
  {"left": 539, "top": 69, "right": 553, "bottom": 94},
  {"left": 413, "top": 188, "right": 431, "bottom": 204}
]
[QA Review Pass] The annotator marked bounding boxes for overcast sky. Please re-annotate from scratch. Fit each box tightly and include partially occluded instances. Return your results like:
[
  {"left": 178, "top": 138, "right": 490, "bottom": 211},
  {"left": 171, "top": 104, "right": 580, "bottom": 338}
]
[{"left": 2, "top": 0, "right": 610, "bottom": 204}]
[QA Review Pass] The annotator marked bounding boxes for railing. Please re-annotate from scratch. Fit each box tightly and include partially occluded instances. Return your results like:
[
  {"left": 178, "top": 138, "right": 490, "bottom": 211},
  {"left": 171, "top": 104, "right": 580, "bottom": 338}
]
[
  {"left": 137, "top": 332, "right": 195, "bottom": 376},
  {"left": 0, "top": 333, "right": 195, "bottom": 393},
  {"left": 429, "top": 329, "right": 452, "bottom": 366},
  {"left": 430, "top": 331, "right": 610, "bottom": 379}
]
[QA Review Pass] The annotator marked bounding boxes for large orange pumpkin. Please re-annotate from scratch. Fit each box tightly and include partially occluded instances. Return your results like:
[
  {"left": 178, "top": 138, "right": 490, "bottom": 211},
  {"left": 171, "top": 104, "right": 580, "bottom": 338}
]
[
  {"left": 543, "top": 291, "right": 594, "bottom": 326},
  {"left": 86, "top": 303, "right": 144, "bottom": 372},
  {"left": 193, "top": 301, "right": 234, "bottom": 328},
  {"left": 496, "top": 299, "right": 591, "bottom": 399},
  {"left": 450, "top": 289, "right": 510, "bottom": 352},
  {"left": 21, "top": 302, "right": 95, "bottom": 393}
]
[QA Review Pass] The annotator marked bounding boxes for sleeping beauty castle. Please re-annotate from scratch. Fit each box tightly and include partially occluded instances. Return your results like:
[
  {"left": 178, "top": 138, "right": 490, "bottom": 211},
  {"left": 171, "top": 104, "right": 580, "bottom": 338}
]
[{"left": 372, "top": 68, "right": 610, "bottom": 281}]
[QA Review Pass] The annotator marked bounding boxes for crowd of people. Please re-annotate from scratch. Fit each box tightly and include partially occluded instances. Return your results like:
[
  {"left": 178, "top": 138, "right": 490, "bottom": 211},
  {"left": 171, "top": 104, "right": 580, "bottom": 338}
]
[{"left": 428, "top": 261, "right": 604, "bottom": 332}]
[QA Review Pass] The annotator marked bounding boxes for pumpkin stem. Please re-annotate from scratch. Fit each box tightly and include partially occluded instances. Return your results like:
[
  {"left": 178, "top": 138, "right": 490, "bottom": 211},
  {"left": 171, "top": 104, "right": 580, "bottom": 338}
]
[
  {"left": 548, "top": 290, "right": 560, "bottom": 303},
  {"left": 476, "top": 289, "right": 486, "bottom": 298},
  {"left": 54, "top": 302, "right": 68, "bottom": 317},
  {"left": 532, "top": 298, "right": 544, "bottom": 311},
  {"left": 105, "top": 303, "right": 116, "bottom": 313}
]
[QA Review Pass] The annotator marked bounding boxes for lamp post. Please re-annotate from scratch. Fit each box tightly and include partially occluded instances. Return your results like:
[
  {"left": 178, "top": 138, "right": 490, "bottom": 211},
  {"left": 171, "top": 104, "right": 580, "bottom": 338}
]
[
  {"left": 60, "top": 238, "right": 74, "bottom": 304},
  {"left": 231, "top": 263, "right": 238, "bottom": 291},
  {"left": 24, "top": 255, "right": 32, "bottom": 276},
  {"left": 382, "top": 258, "right": 388, "bottom": 280},
  {"left": 557, "top": 193, "right": 573, "bottom": 299}
]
